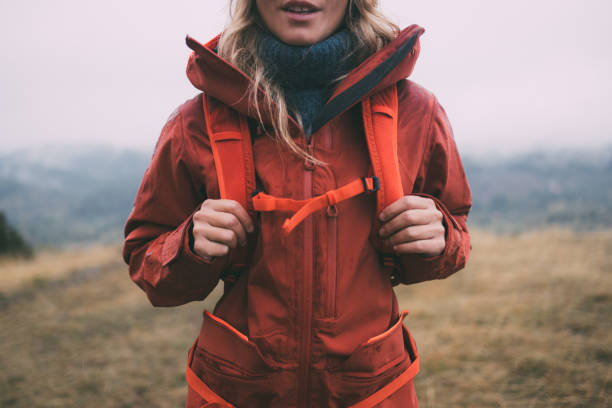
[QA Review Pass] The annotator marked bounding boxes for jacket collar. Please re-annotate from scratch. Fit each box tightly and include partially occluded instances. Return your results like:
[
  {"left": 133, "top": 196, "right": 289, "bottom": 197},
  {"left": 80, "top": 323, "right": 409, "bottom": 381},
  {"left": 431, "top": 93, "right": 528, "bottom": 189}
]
[{"left": 185, "top": 25, "right": 425, "bottom": 136}]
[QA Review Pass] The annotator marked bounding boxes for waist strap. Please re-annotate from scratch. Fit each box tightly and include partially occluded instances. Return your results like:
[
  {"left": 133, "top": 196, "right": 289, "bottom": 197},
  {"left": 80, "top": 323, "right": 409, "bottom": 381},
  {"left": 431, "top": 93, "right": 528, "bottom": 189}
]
[
  {"left": 186, "top": 326, "right": 419, "bottom": 408},
  {"left": 348, "top": 344, "right": 419, "bottom": 408},
  {"left": 186, "top": 338, "right": 235, "bottom": 408}
]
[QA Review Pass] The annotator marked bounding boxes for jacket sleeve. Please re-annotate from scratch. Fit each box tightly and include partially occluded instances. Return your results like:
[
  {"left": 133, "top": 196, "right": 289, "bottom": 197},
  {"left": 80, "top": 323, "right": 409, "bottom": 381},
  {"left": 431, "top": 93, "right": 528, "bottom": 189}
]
[
  {"left": 396, "top": 97, "right": 472, "bottom": 285},
  {"left": 122, "top": 107, "right": 228, "bottom": 307}
]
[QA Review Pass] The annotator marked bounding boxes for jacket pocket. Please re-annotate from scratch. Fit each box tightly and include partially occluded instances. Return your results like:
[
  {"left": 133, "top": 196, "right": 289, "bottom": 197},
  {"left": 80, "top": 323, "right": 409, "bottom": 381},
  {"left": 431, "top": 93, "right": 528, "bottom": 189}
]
[
  {"left": 323, "top": 310, "right": 418, "bottom": 407},
  {"left": 197, "top": 311, "right": 274, "bottom": 376},
  {"left": 340, "top": 310, "right": 410, "bottom": 379},
  {"left": 188, "top": 311, "right": 294, "bottom": 407}
]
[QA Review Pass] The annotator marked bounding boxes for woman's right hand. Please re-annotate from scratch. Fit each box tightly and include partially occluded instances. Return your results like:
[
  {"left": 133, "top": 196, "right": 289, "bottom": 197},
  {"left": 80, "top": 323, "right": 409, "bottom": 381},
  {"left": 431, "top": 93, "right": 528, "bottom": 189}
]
[{"left": 191, "top": 199, "right": 254, "bottom": 260}]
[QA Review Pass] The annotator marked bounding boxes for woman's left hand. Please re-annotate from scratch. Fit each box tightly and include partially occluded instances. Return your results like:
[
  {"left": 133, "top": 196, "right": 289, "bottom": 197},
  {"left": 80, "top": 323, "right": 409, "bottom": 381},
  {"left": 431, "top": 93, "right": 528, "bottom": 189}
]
[{"left": 378, "top": 195, "right": 446, "bottom": 257}]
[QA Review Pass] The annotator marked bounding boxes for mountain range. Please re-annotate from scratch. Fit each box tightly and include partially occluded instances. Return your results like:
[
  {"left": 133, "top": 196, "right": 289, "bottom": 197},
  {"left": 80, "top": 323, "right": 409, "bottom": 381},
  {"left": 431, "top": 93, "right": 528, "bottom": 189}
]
[{"left": 0, "top": 145, "right": 610, "bottom": 247}]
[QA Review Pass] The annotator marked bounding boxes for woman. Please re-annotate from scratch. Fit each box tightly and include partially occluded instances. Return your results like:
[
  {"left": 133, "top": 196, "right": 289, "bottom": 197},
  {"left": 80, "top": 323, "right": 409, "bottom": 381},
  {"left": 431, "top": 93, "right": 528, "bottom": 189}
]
[{"left": 123, "top": 0, "right": 471, "bottom": 406}]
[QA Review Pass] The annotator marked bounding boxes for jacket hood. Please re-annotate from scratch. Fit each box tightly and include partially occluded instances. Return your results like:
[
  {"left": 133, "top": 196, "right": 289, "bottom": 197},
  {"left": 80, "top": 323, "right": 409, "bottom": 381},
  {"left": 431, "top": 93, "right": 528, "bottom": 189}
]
[{"left": 185, "top": 25, "right": 425, "bottom": 135}]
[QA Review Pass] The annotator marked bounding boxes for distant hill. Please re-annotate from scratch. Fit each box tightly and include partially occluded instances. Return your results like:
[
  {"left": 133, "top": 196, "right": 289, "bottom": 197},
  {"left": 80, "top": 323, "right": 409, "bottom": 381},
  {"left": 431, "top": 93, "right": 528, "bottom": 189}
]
[
  {"left": 0, "top": 145, "right": 610, "bottom": 247},
  {"left": 463, "top": 149, "right": 612, "bottom": 232},
  {"left": 0, "top": 146, "right": 150, "bottom": 247}
]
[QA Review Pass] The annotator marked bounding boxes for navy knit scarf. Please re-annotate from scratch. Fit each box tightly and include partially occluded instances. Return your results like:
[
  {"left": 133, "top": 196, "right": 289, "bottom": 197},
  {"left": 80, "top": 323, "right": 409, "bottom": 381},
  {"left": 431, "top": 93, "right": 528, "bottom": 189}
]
[{"left": 258, "top": 29, "right": 358, "bottom": 136}]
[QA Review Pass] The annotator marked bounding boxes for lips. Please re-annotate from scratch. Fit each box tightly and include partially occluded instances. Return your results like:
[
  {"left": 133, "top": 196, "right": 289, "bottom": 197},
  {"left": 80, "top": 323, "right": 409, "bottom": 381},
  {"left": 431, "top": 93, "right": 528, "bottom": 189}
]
[{"left": 281, "top": 1, "right": 321, "bottom": 14}]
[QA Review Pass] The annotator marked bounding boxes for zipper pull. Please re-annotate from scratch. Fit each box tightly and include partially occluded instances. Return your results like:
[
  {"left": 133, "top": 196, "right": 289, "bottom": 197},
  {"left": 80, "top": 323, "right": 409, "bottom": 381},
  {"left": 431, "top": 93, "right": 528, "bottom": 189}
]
[{"left": 303, "top": 143, "right": 315, "bottom": 171}]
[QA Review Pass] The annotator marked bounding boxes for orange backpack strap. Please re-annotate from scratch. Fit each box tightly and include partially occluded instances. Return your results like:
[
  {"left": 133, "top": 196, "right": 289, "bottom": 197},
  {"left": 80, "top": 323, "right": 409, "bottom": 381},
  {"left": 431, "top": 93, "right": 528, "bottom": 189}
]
[
  {"left": 202, "top": 86, "right": 403, "bottom": 282},
  {"left": 361, "top": 84, "right": 404, "bottom": 283},
  {"left": 362, "top": 83, "right": 403, "bottom": 226},
  {"left": 202, "top": 94, "right": 256, "bottom": 280}
]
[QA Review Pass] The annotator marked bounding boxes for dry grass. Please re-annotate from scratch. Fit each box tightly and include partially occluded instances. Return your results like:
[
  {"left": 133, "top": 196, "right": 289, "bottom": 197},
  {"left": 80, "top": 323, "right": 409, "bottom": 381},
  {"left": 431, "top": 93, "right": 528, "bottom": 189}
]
[
  {"left": 396, "top": 229, "right": 612, "bottom": 407},
  {"left": 0, "top": 229, "right": 610, "bottom": 407},
  {"left": 0, "top": 245, "right": 120, "bottom": 293}
]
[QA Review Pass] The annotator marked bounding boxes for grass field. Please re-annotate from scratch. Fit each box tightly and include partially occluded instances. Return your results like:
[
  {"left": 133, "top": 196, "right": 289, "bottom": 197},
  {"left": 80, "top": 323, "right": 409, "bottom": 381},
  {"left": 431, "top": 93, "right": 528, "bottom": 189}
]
[{"left": 1, "top": 229, "right": 610, "bottom": 407}]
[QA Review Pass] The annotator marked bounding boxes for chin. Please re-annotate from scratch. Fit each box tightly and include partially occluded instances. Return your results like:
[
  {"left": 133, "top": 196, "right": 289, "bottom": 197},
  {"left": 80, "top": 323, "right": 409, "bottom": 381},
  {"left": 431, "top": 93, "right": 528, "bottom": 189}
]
[{"left": 277, "top": 30, "right": 326, "bottom": 46}]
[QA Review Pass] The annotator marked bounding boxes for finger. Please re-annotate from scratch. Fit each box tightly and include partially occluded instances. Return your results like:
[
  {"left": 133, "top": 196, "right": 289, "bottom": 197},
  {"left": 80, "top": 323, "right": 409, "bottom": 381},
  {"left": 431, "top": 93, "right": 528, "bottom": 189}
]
[
  {"left": 379, "top": 209, "right": 440, "bottom": 238},
  {"left": 386, "top": 223, "right": 444, "bottom": 246},
  {"left": 204, "top": 199, "right": 254, "bottom": 233},
  {"left": 198, "top": 224, "right": 240, "bottom": 248},
  {"left": 379, "top": 195, "right": 434, "bottom": 222},
  {"left": 393, "top": 237, "right": 445, "bottom": 257},
  {"left": 193, "top": 238, "right": 230, "bottom": 258},
  {"left": 206, "top": 211, "right": 248, "bottom": 246},
  {"left": 194, "top": 208, "right": 246, "bottom": 246}
]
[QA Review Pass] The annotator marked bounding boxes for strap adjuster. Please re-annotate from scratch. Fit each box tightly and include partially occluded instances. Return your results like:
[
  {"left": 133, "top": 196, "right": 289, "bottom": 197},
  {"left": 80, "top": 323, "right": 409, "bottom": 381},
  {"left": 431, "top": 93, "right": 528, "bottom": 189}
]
[{"left": 362, "top": 176, "right": 380, "bottom": 193}]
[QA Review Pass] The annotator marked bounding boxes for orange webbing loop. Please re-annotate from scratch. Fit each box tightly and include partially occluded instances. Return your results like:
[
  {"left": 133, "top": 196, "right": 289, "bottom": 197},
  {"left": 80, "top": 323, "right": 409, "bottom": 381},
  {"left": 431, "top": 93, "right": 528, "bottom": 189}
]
[
  {"left": 186, "top": 339, "right": 235, "bottom": 408},
  {"left": 348, "top": 328, "right": 420, "bottom": 408},
  {"left": 252, "top": 177, "right": 379, "bottom": 235}
]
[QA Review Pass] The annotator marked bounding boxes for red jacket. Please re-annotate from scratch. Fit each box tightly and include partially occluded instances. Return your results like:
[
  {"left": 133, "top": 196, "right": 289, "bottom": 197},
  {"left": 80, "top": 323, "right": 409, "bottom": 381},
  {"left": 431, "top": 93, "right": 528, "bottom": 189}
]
[{"left": 123, "top": 25, "right": 471, "bottom": 408}]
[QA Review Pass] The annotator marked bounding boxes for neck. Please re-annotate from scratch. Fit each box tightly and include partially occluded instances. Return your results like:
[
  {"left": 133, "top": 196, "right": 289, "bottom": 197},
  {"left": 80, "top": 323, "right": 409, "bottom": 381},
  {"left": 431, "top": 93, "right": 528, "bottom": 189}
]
[
  {"left": 259, "top": 28, "right": 358, "bottom": 91},
  {"left": 258, "top": 28, "right": 359, "bottom": 135}
]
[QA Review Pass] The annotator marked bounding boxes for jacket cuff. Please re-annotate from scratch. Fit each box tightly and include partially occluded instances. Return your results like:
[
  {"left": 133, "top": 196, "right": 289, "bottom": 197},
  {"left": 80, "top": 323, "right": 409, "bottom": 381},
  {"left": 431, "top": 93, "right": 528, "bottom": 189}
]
[
  {"left": 161, "top": 213, "right": 228, "bottom": 267},
  {"left": 396, "top": 193, "right": 459, "bottom": 283}
]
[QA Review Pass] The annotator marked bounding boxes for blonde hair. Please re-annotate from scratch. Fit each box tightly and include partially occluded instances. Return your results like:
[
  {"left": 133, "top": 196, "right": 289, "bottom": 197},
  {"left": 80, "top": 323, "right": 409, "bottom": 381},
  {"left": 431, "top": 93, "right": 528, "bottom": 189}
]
[{"left": 217, "top": 0, "right": 399, "bottom": 163}]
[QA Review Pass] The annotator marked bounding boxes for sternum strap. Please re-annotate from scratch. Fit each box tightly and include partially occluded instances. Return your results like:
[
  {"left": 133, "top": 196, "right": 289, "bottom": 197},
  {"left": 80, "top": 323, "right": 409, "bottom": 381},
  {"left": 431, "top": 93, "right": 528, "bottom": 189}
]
[{"left": 252, "top": 177, "right": 379, "bottom": 235}]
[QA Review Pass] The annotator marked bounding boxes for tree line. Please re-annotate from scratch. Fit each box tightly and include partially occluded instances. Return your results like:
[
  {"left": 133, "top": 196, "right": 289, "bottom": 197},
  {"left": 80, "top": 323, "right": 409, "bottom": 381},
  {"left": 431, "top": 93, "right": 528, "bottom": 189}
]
[{"left": 0, "top": 211, "right": 32, "bottom": 258}]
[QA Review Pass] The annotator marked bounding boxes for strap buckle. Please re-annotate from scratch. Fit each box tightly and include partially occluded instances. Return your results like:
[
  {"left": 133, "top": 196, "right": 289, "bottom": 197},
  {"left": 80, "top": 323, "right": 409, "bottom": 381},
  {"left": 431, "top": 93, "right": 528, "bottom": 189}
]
[
  {"left": 380, "top": 252, "right": 401, "bottom": 287},
  {"left": 362, "top": 176, "right": 380, "bottom": 193}
]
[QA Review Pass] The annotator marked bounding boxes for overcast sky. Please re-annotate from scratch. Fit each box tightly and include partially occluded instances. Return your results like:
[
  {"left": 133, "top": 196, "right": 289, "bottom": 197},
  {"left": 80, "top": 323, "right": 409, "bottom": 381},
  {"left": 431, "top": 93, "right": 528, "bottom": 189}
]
[{"left": 1, "top": 0, "right": 610, "bottom": 156}]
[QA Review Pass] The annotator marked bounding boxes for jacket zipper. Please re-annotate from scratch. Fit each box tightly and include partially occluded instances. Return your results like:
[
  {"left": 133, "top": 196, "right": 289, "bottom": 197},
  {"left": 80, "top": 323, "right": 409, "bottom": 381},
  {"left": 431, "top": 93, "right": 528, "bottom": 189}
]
[
  {"left": 324, "top": 128, "right": 337, "bottom": 318},
  {"left": 327, "top": 208, "right": 338, "bottom": 318},
  {"left": 298, "top": 140, "right": 315, "bottom": 407}
]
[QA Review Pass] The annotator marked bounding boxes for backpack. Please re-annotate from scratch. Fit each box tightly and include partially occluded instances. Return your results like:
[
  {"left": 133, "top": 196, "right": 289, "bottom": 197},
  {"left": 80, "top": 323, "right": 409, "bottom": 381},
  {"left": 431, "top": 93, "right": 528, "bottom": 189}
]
[{"left": 202, "top": 84, "right": 404, "bottom": 286}]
